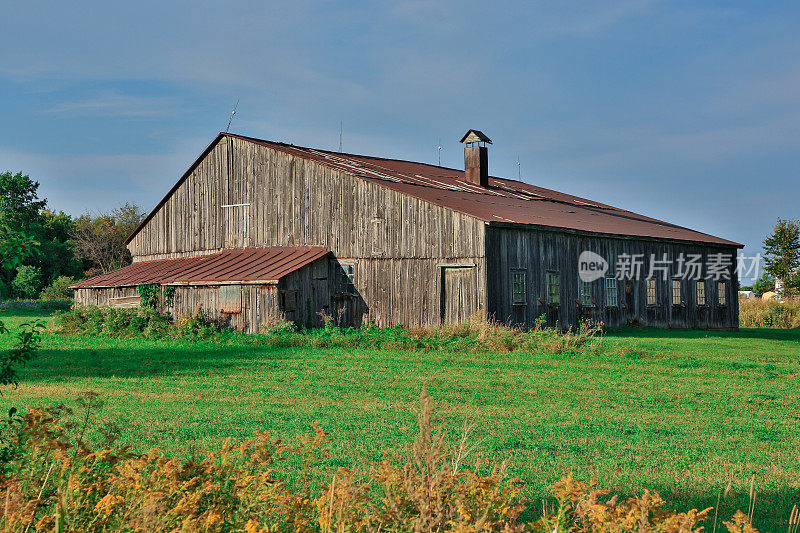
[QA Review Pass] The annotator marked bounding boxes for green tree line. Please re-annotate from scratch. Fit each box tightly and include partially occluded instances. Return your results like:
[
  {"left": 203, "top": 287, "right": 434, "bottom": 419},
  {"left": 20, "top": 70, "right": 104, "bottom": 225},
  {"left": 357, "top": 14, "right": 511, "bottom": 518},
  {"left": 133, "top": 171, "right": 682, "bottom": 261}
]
[{"left": 0, "top": 171, "right": 145, "bottom": 300}]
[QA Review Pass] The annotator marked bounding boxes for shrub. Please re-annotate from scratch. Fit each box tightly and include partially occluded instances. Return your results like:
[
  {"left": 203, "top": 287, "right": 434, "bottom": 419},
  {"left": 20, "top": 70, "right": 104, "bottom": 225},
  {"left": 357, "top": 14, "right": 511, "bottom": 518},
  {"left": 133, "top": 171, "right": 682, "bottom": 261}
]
[
  {"left": 53, "top": 305, "right": 221, "bottom": 340},
  {"left": 10, "top": 265, "right": 42, "bottom": 299},
  {"left": 752, "top": 274, "right": 775, "bottom": 295},
  {"left": 173, "top": 305, "right": 220, "bottom": 339},
  {"left": 137, "top": 283, "right": 160, "bottom": 309},
  {"left": 739, "top": 298, "right": 800, "bottom": 328},
  {"left": 259, "top": 314, "right": 298, "bottom": 334},
  {"left": 53, "top": 306, "right": 171, "bottom": 338},
  {"left": 39, "top": 275, "right": 75, "bottom": 300},
  {"left": 0, "top": 389, "right": 759, "bottom": 532}
]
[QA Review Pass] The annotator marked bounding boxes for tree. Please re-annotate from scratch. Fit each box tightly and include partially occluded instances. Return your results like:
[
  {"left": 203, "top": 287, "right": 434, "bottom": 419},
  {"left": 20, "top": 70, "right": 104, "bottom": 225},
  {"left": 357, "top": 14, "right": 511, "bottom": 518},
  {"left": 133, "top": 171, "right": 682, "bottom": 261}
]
[
  {"left": 0, "top": 226, "right": 39, "bottom": 299},
  {"left": 0, "top": 226, "right": 38, "bottom": 273},
  {"left": 0, "top": 171, "right": 47, "bottom": 228},
  {"left": 11, "top": 266, "right": 42, "bottom": 300},
  {"left": 752, "top": 273, "right": 775, "bottom": 295},
  {"left": 71, "top": 203, "right": 146, "bottom": 274},
  {"left": 763, "top": 218, "right": 800, "bottom": 296},
  {"left": 40, "top": 275, "right": 76, "bottom": 300},
  {"left": 0, "top": 172, "right": 80, "bottom": 296}
]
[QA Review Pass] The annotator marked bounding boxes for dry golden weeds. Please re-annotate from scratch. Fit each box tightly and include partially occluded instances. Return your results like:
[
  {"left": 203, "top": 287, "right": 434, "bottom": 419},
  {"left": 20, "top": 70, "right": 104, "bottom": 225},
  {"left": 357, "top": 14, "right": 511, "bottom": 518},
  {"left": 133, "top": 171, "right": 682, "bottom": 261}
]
[{"left": 0, "top": 389, "right": 759, "bottom": 532}]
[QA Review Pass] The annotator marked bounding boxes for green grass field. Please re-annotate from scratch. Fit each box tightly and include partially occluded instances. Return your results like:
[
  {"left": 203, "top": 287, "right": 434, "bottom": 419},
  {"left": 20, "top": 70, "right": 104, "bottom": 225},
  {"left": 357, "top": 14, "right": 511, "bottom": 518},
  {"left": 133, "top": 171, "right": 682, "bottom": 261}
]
[{"left": 2, "top": 308, "right": 799, "bottom": 530}]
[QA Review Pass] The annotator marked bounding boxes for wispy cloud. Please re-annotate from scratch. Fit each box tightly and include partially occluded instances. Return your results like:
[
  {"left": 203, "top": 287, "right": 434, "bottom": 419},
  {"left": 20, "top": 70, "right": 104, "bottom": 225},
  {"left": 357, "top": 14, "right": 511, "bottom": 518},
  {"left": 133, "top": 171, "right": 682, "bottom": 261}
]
[{"left": 41, "top": 91, "right": 181, "bottom": 119}]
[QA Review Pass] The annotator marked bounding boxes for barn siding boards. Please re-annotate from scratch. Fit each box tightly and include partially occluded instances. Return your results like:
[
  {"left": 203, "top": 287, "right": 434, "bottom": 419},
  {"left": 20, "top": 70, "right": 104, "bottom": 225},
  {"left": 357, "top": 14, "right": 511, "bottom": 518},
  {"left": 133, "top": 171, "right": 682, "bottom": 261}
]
[
  {"left": 485, "top": 225, "right": 739, "bottom": 329},
  {"left": 125, "top": 137, "right": 487, "bottom": 328},
  {"left": 129, "top": 138, "right": 486, "bottom": 262}
]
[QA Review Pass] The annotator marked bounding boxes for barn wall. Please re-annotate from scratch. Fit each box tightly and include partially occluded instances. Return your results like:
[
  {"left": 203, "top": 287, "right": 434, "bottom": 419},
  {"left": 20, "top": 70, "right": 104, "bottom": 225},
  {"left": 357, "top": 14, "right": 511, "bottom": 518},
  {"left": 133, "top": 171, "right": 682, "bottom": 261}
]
[
  {"left": 74, "top": 287, "right": 139, "bottom": 307},
  {"left": 169, "top": 284, "right": 277, "bottom": 334},
  {"left": 486, "top": 226, "right": 740, "bottom": 329},
  {"left": 126, "top": 136, "right": 488, "bottom": 327}
]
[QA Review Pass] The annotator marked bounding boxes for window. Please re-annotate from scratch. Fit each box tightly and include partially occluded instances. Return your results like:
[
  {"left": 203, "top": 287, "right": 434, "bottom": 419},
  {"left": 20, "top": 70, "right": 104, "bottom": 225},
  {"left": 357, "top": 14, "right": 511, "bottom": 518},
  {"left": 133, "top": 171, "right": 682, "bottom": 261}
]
[
  {"left": 220, "top": 285, "right": 242, "bottom": 314},
  {"left": 672, "top": 279, "right": 682, "bottom": 306},
  {"left": 511, "top": 270, "right": 526, "bottom": 305},
  {"left": 579, "top": 279, "right": 593, "bottom": 306},
  {"left": 547, "top": 271, "right": 560, "bottom": 305},
  {"left": 279, "top": 290, "right": 298, "bottom": 312},
  {"left": 717, "top": 281, "right": 727, "bottom": 306},
  {"left": 696, "top": 281, "right": 706, "bottom": 306},
  {"left": 221, "top": 203, "right": 250, "bottom": 241},
  {"left": 646, "top": 279, "right": 657, "bottom": 305},
  {"left": 337, "top": 262, "right": 356, "bottom": 294},
  {"left": 605, "top": 277, "right": 618, "bottom": 307}
]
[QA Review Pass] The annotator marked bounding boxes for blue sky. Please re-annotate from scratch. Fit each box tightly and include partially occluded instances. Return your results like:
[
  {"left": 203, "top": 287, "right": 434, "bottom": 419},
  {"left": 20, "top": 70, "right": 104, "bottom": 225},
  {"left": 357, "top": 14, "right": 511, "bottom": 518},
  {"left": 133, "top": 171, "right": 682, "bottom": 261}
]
[{"left": 2, "top": 1, "right": 798, "bottom": 281}]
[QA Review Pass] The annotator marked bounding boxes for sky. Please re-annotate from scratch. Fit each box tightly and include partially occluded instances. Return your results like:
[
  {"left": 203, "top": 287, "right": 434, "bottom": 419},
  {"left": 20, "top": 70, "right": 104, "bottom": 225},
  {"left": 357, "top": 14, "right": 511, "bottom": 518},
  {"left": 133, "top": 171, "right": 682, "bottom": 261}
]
[{"left": 1, "top": 1, "right": 798, "bottom": 282}]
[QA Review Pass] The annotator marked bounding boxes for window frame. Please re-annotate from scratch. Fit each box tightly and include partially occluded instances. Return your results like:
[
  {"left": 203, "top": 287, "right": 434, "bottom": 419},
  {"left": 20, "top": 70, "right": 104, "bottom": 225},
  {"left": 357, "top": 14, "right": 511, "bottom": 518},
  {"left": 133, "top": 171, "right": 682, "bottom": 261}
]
[
  {"left": 578, "top": 278, "right": 593, "bottom": 307},
  {"left": 336, "top": 261, "right": 357, "bottom": 294},
  {"left": 646, "top": 278, "right": 657, "bottom": 306},
  {"left": 695, "top": 280, "right": 706, "bottom": 306},
  {"left": 511, "top": 269, "right": 527, "bottom": 306},
  {"left": 546, "top": 271, "right": 560, "bottom": 306},
  {"left": 671, "top": 279, "right": 683, "bottom": 306},
  {"left": 221, "top": 203, "right": 250, "bottom": 242},
  {"left": 604, "top": 277, "right": 618, "bottom": 307},
  {"left": 717, "top": 280, "right": 727, "bottom": 306}
]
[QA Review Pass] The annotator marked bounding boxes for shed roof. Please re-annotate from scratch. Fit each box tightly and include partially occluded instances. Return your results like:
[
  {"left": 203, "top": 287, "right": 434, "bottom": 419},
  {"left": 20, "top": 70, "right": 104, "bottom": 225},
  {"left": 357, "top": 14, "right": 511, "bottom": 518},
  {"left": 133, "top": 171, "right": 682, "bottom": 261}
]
[
  {"left": 126, "top": 132, "right": 742, "bottom": 248},
  {"left": 70, "top": 246, "right": 329, "bottom": 289}
]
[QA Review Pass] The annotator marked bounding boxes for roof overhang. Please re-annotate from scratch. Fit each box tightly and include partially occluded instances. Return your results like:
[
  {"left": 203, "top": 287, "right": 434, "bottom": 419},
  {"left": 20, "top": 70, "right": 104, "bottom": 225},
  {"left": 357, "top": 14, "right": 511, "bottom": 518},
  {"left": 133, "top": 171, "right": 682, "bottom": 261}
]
[{"left": 70, "top": 246, "right": 330, "bottom": 289}]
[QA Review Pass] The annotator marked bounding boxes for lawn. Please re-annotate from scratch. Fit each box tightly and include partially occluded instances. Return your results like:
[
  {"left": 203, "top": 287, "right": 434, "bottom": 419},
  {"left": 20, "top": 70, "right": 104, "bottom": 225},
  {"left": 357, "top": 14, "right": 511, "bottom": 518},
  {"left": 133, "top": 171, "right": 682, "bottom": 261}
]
[{"left": 2, "top": 308, "right": 799, "bottom": 530}]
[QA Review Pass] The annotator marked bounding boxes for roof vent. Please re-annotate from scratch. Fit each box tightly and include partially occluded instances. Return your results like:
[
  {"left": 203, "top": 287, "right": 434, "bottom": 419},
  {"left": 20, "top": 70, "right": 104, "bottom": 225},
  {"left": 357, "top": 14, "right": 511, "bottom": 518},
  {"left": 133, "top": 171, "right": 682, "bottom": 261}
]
[{"left": 459, "top": 129, "right": 492, "bottom": 188}]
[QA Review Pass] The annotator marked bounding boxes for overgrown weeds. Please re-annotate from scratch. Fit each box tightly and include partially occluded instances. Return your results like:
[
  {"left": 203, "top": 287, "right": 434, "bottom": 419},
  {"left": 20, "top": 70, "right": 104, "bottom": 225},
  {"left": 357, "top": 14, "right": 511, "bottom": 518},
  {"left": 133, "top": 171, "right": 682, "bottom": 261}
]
[
  {"left": 739, "top": 298, "right": 800, "bottom": 328},
  {"left": 0, "top": 389, "right": 759, "bottom": 532},
  {"left": 53, "top": 307, "right": 637, "bottom": 356},
  {"left": 52, "top": 305, "right": 220, "bottom": 340},
  {"left": 260, "top": 314, "right": 637, "bottom": 357}
]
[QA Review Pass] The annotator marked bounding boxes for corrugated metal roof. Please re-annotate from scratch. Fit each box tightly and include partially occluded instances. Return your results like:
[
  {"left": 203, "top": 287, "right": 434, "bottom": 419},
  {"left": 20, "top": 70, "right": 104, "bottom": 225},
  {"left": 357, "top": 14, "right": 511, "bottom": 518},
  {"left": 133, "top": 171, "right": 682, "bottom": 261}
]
[
  {"left": 126, "top": 132, "right": 743, "bottom": 248},
  {"left": 70, "top": 246, "right": 329, "bottom": 289}
]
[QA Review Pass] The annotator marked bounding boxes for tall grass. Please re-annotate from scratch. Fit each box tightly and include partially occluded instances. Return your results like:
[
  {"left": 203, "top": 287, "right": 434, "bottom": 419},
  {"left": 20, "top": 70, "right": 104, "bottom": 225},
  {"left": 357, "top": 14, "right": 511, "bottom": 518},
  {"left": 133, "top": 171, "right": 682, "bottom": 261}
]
[
  {"left": 52, "top": 306, "right": 640, "bottom": 357},
  {"left": 739, "top": 298, "right": 800, "bottom": 328},
  {"left": 0, "top": 390, "right": 759, "bottom": 532}
]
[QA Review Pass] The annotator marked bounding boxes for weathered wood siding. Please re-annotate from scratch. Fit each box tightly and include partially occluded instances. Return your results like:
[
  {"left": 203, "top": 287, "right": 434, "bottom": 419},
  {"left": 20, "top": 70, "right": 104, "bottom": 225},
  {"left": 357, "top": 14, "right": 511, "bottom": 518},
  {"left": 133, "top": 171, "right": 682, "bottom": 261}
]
[
  {"left": 486, "top": 225, "right": 739, "bottom": 329},
  {"left": 74, "top": 287, "right": 139, "bottom": 307},
  {"left": 127, "top": 136, "right": 487, "bottom": 327}
]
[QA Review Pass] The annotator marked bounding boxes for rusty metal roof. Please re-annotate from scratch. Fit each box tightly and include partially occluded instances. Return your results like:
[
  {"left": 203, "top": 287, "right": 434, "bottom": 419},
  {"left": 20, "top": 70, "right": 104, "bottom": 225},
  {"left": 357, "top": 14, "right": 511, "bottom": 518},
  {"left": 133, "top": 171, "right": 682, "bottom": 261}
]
[
  {"left": 70, "top": 246, "right": 329, "bottom": 289},
  {"left": 126, "top": 132, "right": 742, "bottom": 248}
]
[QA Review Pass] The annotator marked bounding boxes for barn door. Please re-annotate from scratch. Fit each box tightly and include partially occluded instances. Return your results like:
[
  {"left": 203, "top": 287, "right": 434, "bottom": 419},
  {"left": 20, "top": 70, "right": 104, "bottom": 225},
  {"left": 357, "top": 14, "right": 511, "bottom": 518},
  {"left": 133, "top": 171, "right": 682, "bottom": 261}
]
[
  {"left": 441, "top": 267, "right": 478, "bottom": 324},
  {"left": 624, "top": 279, "right": 636, "bottom": 324}
]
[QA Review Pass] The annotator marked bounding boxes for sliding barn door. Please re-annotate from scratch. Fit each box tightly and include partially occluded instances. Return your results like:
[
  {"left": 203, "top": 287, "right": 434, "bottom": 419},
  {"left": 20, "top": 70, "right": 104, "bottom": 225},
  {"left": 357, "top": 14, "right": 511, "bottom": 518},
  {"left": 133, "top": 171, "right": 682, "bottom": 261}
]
[{"left": 441, "top": 266, "right": 478, "bottom": 324}]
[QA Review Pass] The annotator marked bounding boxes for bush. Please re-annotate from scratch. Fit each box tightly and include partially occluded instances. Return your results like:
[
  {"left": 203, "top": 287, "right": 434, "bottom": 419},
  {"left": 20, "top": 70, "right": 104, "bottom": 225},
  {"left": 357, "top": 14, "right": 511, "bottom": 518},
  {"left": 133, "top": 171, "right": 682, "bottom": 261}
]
[
  {"left": 173, "top": 306, "right": 220, "bottom": 339},
  {"left": 52, "top": 305, "right": 221, "bottom": 340},
  {"left": 739, "top": 298, "right": 800, "bottom": 328},
  {"left": 0, "top": 389, "right": 758, "bottom": 532},
  {"left": 53, "top": 306, "right": 171, "bottom": 338},
  {"left": 10, "top": 265, "right": 42, "bottom": 299},
  {"left": 39, "top": 275, "right": 75, "bottom": 300},
  {"left": 752, "top": 274, "right": 775, "bottom": 295}
]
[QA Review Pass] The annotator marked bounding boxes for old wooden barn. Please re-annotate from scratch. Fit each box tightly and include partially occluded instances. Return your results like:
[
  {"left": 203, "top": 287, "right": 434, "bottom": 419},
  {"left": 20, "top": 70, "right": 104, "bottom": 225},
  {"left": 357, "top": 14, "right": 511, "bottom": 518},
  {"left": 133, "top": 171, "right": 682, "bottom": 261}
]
[{"left": 71, "top": 130, "right": 743, "bottom": 331}]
